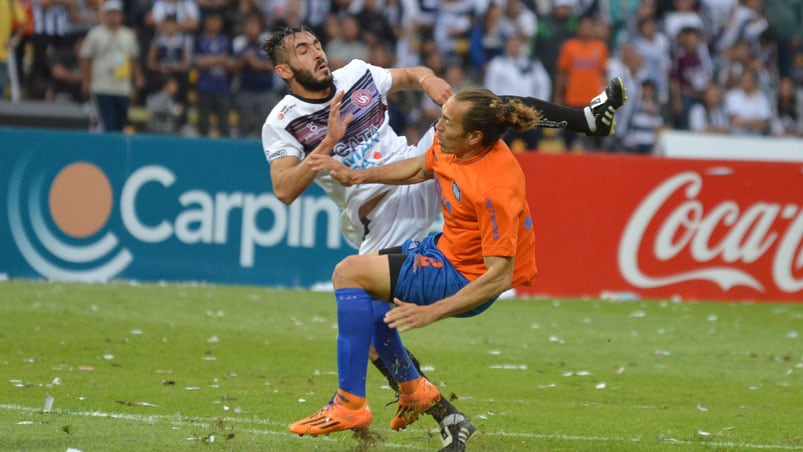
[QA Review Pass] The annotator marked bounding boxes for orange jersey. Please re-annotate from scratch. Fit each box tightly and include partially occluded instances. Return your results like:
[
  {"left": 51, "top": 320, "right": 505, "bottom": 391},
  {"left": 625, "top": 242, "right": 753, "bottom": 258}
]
[
  {"left": 557, "top": 38, "right": 609, "bottom": 107},
  {"left": 425, "top": 137, "right": 537, "bottom": 286}
]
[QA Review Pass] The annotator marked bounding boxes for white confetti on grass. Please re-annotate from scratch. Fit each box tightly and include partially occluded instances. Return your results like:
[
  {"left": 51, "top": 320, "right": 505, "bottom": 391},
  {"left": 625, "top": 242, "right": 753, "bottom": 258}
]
[
  {"left": 563, "top": 370, "right": 593, "bottom": 377},
  {"left": 489, "top": 364, "right": 527, "bottom": 370},
  {"left": 549, "top": 335, "right": 565, "bottom": 344}
]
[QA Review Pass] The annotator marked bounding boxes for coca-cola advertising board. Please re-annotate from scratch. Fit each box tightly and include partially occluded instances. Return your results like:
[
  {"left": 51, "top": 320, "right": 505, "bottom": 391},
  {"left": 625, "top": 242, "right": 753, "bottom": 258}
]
[{"left": 515, "top": 152, "right": 803, "bottom": 302}]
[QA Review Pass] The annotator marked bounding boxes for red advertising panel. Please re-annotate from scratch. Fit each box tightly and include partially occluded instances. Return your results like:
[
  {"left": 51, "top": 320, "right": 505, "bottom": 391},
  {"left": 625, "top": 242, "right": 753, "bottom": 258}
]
[{"left": 515, "top": 152, "right": 803, "bottom": 302}]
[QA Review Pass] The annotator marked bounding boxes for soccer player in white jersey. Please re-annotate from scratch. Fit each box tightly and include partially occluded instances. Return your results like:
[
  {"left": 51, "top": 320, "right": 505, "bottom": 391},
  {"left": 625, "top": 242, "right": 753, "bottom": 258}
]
[{"left": 260, "top": 25, "right": 625, "bottom": 451}]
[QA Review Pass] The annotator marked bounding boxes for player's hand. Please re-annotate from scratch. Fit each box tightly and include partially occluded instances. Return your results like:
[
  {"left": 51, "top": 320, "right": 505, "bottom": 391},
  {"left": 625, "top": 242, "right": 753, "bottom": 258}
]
[
  {"left": 421, "top": 76, "right": 453, "bottom": 106},
  {"left": 384, "top": 298, "right": 437, "bottom": 332},
  {"left": 305, "top": 154, "right": 358, "bottom": 186},
  {"left": 325, "top": 90, "right": 354, "bottom": 143}
]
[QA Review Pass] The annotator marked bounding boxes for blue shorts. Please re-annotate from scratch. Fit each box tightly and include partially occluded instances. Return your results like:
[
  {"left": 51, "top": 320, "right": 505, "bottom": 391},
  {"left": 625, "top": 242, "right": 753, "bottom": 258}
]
[{"left": 394, "top": 234, "right": 497, "bottom": 318}]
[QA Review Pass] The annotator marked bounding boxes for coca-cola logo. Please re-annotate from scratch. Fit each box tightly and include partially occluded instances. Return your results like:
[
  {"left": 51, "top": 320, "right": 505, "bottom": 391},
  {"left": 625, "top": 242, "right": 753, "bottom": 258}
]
[{"left": 618, "top": 171, "right": 803, "bottom": 293}]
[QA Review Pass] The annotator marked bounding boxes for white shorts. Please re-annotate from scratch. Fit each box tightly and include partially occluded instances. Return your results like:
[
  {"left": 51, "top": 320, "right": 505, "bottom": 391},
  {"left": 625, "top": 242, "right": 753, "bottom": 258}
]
[
  {"left": 357, "top": 180, "right": 440, "bottom": 254},
  {"left": 356, "top": 127, "right": 439, "bottom": 254}
]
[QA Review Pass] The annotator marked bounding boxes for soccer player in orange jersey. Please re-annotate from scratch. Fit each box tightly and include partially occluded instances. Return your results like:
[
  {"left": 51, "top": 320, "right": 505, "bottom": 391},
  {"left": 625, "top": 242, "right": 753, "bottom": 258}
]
[{"left": 291, "top": 88, "right": 539, "bottom": 446}]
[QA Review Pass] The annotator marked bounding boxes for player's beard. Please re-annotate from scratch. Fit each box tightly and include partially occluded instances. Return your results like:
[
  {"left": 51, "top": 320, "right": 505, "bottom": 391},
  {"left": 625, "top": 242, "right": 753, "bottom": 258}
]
[{"left": 291, "top": 65, "right": 334, "bottom": 92}]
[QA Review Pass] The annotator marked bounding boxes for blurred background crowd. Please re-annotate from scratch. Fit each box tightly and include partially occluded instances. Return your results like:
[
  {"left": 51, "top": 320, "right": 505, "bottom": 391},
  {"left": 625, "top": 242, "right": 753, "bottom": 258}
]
[{"left": 1, "top": 0, "right": 802, "bottom": 152}]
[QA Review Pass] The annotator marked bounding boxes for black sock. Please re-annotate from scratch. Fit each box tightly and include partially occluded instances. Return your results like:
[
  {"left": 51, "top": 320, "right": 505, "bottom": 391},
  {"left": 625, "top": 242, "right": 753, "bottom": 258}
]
[
  {"left": 501, "top": 95, "right": 592, "bottom": 134},
  {"left": 370, "top": 347, "right": 425, "bottom": 393},
  {"left": 373, "top": 349, "right": 463, "bottom": 424},
  {"left": 371, "top": 357, "right": 399, "bottom": 392},
  {"left": 426, "top": 397, "right": 460, "bottom": 423}
]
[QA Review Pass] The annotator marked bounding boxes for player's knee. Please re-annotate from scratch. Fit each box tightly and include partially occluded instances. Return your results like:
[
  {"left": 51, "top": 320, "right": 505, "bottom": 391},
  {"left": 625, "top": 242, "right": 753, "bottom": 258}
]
[{"left": 332, "top": 255, "right": 365, "bottom": 288}]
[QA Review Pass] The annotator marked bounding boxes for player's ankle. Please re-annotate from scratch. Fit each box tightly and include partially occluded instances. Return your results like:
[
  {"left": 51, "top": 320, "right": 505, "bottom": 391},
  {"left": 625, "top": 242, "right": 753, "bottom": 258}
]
[
  {"left": 398, "top": 376, "right": 423, "bottom": 395},
  {"left": 335, "top": 388, "right": 366, "bottom": 410}
]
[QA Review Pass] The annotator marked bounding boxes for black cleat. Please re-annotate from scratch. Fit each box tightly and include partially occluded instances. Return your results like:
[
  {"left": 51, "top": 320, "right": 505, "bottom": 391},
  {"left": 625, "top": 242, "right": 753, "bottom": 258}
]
[
  {"left": 438, "top": 413, "right": 477, "bottom": 451},
  {"left": 588, "top": 77, "right": 626, "bottom": 136}
]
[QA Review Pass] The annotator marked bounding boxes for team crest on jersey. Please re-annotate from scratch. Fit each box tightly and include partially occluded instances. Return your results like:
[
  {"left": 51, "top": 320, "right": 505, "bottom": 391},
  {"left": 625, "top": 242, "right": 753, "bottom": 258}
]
[
  {"left": 351, "top": 89, "right": 372, "bottom": 107},
  {"left": 451, "top": 181, "right": 461, "bottom": 202}
]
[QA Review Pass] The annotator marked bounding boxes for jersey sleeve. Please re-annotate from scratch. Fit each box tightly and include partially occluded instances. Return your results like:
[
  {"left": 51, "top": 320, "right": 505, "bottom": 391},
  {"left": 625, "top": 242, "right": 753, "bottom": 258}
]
[
  {"left": 475, "top": 187, "right": 523, "bottom": 258},
  {"left": 364, "top": 60, "right": 393, "bottom": 96},
  {"left": 261, "top": 117, "right": 305, "bottom": 163}
]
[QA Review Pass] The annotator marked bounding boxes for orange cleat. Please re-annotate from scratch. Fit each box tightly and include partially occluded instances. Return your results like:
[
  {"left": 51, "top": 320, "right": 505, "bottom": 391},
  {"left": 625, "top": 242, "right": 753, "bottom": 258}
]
[
  {"left": 288, "top": 397, "right": 372, "bottom": 437},
  {"left": 390, "top": 378, "right": 442, "bottom": 430}
]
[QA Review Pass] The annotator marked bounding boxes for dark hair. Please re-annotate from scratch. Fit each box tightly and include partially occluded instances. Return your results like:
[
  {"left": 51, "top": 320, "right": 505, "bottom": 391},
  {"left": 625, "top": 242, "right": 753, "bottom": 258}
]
[
  {"left": 261, "top": 25, "right": 316, "bottom": 66},
  {"left": 454, "top": 88, "right": 542, "bottom": 147}
]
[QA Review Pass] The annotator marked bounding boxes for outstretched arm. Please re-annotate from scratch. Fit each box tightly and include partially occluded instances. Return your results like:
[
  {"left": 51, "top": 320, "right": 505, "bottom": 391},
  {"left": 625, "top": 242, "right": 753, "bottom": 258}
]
[
  {"left": 389, "top": 66, "right": 453, "bottom": 105},
  {"left": 306, "top": 153, "right": 432, "bottom": 187}
]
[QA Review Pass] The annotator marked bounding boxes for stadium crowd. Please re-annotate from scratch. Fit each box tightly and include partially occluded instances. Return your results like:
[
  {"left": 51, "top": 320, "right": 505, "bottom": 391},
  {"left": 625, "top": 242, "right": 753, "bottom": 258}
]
[{"left": 1, "top": 0, "right": 802, "bottom": 152}]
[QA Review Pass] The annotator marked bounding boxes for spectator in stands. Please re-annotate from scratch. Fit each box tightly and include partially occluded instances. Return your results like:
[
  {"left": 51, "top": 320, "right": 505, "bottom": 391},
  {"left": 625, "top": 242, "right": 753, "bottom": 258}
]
[
  {"left": 624, "top": 79, "right": 664, "bottom": 154},
  {"left": 554, "top": 14, "right": 609, "bottom": 150},
  {"left": 669, "top": 26, "right": 712, "bottom": 128},
  {"left": 606, "top": 43, "right": 646, "bottom": 152},
  {"left": 500, "top": 0, "right": 537, "bottom": 41},
  {"left": 324, "top": 14, "right": 369, "bottom": 70},
  {"left": 763, "top": 0, "right": 803, "bottom": 80},
  {"left": 231, "top": 13, "right": 275, "bottom": 138},
  {"left": 484, "top": 33, "right": 552, "bottom": 150},
  {"left": 268, "top": 0, "right": 308, "bottom": 29},
  {"left": 597, "top": 0, "right": 642, "bottom": 49},
  {"left": 632, "top": 16, "right": 671, "bottom": 105},
  {"left": 715, "top": 0, "right": 767, "bottom": 55},
  {"left": 771, "top": 76, "right": 801, "bottom": 136},
  {"left": 0, "top": 0, "right": 27, "bottom": 98},
  {"left": 467, "top": 2, "right": 508, "bottom": 76},
  {"left": 79, "top": 0, "right": 144, "bottom": 132},
  {"left": 662, "top": 0, "right": 707, "bottom": 49},
  {"left": 688, "top": 83, "right": 730, "bottom": 133},
  {"left": 355, "top": 0, "right": 396, "bottom": 49},
  {"left": 70, "top": 0, "right": 100, "bottom": 38},
  {"left": 48, "top": 34, "right": 85, "bottom": 103},
  {"left": 145, "top": 14, "right": 192, "bottom": 104},
  {"left": 700, "top": 0, "right": 738, "bottom": 46},
  {"left": 724, "top": 68, "right": 772, "bottom": 135},
  {"left": 197, "top": 0, "right": 230, "bottom": 25},
  {"left": 146, "top": 75, "right": 184, "bottom": 134},
  {"left": 718, "top": 39, "right": 754, "bottom": 90},
  {"left": 29, "top": 0, "right": 76, "bottom": 99},
  {"left": 193, "top": 12, "right": 232, "bottom": 137},
  {"left": 150, "top": 0, "right": 201, "bottom": 34},
  {"left": 534, "top": 0, "right": 578, "bottom": 83},
  {"left": 227, "top": 0, "right": 261, "bottom": 37},
  {"left": 433, "top": 0, "right": 474, "bottom": 66}
]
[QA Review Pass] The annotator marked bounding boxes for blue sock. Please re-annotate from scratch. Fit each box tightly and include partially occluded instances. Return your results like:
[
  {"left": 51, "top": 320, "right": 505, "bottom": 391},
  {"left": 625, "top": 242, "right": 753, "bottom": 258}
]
[
  {"left": 335, "top": 288, "right": 374, "bottom": 397},
  {"left": 371, "top": 300, "right": 421, "bottom": 384}
]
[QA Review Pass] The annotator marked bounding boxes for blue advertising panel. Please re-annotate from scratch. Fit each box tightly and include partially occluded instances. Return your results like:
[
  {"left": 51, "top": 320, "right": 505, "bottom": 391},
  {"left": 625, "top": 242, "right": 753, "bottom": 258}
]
[{"left": 0, "top": 128, "right": 353, "bottom": 287}]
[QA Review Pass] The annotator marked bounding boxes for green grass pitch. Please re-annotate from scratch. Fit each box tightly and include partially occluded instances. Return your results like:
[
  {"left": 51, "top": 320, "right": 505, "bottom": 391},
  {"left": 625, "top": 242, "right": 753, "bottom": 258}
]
[{"left": 0, "top": 280, "right": 801, "bottom": 451}]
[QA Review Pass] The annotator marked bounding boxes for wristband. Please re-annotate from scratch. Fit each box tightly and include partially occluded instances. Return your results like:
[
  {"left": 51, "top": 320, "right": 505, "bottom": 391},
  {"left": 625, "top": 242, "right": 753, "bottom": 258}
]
[{"left": 419, "top": 73, "right": 435, "bottom": 86}]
